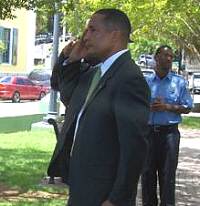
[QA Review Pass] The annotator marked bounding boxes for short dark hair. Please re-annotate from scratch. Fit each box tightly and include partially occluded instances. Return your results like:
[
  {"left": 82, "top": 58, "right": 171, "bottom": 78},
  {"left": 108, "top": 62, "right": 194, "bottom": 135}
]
[
  {"left": 94, "top": 8, "right": 132, "bottom": 43},
  {"left": 155, "top": 45, "right": 173, "bottom": 58}
]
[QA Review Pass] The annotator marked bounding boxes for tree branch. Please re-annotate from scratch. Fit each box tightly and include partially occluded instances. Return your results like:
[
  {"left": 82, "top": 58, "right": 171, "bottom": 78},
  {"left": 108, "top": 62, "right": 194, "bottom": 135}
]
[{"left": 176, "top": 16, "right": 200, "bottom": 39}]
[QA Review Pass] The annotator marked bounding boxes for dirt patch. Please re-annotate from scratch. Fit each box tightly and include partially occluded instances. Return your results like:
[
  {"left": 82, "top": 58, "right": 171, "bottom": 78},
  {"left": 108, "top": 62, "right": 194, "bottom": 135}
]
[{"left": 0, "top": 178, "right": 68, "bottom": 202}]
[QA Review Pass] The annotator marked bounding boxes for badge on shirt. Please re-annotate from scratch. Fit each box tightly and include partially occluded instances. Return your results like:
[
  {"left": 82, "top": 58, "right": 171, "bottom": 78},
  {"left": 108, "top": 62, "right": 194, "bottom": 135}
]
[{"left": 170, "top": 84, "right": 177, "bottom": 94}]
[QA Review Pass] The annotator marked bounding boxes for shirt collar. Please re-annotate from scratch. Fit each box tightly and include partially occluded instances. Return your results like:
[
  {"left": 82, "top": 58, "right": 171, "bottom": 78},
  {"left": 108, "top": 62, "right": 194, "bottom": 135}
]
[
  {"left": 152, "top": 71, "right": 173, "bottom": 82},
  {"left": 100, "top": 49, "right": 128, "bottom": 76}
]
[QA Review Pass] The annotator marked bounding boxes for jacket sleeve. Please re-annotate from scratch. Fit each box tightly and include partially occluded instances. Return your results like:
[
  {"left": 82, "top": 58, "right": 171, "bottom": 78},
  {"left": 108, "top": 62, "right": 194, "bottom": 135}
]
[
  {"left": 109, "top": 76, "right": 150, "bottom": 205},
  {"left": 50, "top": 51, "right": 82, "bottom": 107}
]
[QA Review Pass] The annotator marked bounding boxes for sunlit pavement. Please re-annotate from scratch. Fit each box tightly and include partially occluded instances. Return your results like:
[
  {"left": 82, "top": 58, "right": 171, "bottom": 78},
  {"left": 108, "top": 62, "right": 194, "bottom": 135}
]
[
  {"left": 0, "top": 101, "right": 42, "bottom": 117},
  {"left": 176, "top": 128, "right": 200, "bottom": 206},
  {"left": 0, "top": 93, "right": 65, "bottom": 118}
]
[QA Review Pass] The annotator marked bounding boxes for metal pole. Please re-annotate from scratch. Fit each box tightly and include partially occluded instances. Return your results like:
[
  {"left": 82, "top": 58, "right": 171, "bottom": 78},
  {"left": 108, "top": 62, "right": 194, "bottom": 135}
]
[{"left": 43, "top": 4, "right": 60, "bottom": 121}]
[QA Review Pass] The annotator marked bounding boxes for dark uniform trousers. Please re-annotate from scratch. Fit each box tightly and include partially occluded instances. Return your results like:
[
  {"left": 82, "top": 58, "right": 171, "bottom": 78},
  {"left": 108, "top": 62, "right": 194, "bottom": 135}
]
[{"left": 142, "top": 124, "right": 180, "bottom": 206}]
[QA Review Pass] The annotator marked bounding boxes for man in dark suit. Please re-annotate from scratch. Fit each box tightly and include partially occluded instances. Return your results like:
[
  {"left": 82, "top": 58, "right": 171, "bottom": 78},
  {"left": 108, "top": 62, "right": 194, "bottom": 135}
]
[{"left": 48, "top": 8, "right": 150, "bottom": 206}]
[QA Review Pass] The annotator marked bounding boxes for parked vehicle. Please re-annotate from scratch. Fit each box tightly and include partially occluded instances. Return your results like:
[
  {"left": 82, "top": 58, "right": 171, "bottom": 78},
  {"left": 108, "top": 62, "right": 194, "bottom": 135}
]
[
  {"left": 188, "top": 73, "right": 200, "bottom": 94},
  {"left": 194, "top": 73, "right": 200, "bottom": 93},
  {"left": 138, "top": 54, "right": 156, "bottom": 69},
  {"left": 141, "top": 68, "right": 155, "bottom": 78},
  {"left": 0, "top": 76, "right": 48, "bottom": 102},
  {"left": 28, "top": 69, "right": 51, "bottom": 92},
  {"left": 35, "top": 33, "right": 53, "bottom": 45}
]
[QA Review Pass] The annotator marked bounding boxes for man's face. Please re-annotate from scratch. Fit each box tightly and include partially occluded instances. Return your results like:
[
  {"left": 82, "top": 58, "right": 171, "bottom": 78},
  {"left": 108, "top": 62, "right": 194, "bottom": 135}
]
[
  {"left": 83, "top": 14, "right": 115, "bottom": 61},
  {"left": 155, "top": 47, "right": 174, "bottom": 71}
]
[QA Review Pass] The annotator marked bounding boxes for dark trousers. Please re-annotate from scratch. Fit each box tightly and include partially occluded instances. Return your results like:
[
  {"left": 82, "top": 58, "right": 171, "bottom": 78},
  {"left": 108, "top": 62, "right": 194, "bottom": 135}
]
[{"left": 141, "top": 125, "right": 180, "bottom": 206}]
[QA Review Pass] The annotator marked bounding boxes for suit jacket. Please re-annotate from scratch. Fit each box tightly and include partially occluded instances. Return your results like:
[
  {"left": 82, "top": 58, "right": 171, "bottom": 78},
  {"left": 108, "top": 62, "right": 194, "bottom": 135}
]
[{"left": 48, "top": 51, "right": 150, "bottom": 206}]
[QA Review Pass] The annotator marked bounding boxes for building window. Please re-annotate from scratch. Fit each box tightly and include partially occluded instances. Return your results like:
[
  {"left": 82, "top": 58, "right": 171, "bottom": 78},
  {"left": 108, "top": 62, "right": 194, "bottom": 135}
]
[{"left": 0, "top": 26, "right": 18, "bottom": 65}]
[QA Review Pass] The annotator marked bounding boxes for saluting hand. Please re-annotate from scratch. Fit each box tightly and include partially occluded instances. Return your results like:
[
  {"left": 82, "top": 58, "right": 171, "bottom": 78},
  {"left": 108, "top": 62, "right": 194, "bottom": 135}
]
[
  {"left": 63, "top": 41, "right": 76, "bottom": 58},
  {"left": 68, "top": 30, "right": 88, "bottom": 63}
]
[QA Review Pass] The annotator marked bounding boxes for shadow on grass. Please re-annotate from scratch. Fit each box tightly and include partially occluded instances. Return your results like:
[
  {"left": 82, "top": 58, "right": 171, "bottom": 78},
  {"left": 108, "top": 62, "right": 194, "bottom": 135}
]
[
  {"left": 0, "top": 184, "right": 67, "bottom": 202},
  {"left": 0, "top": 147, "right": 53, "bottom": 189},
  {"left": 0, "top": 198, "right": 66, "bottom": 206},
  {"left": 0, "top": 146, "right": 68, "bottom": 204}
]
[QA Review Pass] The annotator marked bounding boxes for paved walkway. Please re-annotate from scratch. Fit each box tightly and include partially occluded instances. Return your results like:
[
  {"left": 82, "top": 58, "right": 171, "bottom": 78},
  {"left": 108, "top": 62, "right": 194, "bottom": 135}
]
[
  {"left": 136, "top": 128, "right": 200, "bottom": 206},
  {"left": 175, "top": 128, "right": 200, "bottom": 206}
]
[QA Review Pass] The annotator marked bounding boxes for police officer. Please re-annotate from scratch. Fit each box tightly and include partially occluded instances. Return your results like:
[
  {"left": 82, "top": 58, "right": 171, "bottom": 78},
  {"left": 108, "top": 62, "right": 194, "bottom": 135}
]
[{"left": 141, "top": 45, "right": 193, "bottom": 206}]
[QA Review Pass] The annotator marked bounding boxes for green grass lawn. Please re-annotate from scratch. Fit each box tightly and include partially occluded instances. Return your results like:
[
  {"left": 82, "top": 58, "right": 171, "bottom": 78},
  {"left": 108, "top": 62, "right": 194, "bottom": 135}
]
[
  {"left": 180, "top": 116, "right": 200, "bottom": 129},
  {"left": 0, "top": 131, "right": 67, "bottom": 206}
]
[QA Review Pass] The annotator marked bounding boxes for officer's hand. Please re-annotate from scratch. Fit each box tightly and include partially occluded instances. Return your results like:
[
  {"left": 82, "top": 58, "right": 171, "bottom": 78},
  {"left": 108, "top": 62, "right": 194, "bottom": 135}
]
[{"left": 151, "top": 97, "right": 167, "bottom": 112}]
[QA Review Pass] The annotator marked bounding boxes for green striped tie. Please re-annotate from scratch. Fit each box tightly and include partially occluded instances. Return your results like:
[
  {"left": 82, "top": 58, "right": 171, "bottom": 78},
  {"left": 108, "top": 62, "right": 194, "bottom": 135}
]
[{"left": 84, "top": 67, "right": 101, "bottom": 104}]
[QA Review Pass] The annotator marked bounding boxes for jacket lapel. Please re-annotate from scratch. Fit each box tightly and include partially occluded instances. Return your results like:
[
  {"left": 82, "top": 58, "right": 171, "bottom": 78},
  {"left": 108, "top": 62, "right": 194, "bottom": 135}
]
[
  {"left": 81, "top": 51, "right": 131, "bottom": 114},
  {"left": 62, "top": 67, "right": 96, "bottom": 134}
]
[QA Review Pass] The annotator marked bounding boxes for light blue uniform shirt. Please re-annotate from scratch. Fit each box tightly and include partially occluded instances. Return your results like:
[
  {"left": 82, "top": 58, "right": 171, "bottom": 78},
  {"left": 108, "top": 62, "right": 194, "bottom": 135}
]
[{"left": 145, "top": 71, "right": 194, "bottom": 125}]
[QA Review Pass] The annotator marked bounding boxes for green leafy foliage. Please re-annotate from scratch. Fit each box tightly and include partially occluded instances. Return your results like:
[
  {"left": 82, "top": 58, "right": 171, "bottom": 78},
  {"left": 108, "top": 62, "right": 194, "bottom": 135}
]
[
  {"left": 0, "top": 0, "right": 61, "bottom": 20},
  {"left": 1, "top": 0, "right": 200, "bottom": 60}
]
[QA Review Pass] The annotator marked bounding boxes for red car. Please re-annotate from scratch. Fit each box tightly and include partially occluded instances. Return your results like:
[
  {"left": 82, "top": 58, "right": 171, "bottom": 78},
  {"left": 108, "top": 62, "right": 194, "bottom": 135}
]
[{"left": 0, "top": 76, "right": 48, "bottom": 102}]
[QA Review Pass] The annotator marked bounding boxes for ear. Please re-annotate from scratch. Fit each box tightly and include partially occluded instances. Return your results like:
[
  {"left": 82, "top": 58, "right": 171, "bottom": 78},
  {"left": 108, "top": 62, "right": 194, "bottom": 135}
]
[{"left": 110, "top": 30, "right": 119, "bottom": 42}]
